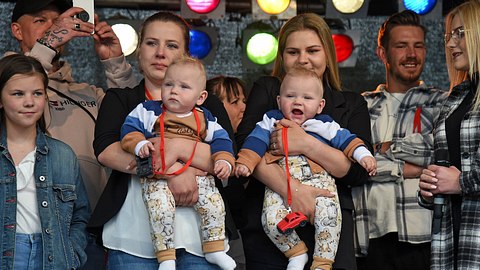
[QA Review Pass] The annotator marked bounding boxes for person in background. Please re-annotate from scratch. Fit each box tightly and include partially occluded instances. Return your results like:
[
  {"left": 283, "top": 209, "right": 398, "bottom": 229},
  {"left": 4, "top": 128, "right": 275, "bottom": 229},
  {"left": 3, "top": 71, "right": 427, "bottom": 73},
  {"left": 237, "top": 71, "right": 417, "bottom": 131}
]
[
  {"left": 236, "top": 13, "right": 372, "bottom": 270},
  {"left": 89, "top": 12, "right": 237, "bottom": 270},
  {"left": 0, "top": 54, "right": 90, "bottom": 270},
  {"left": 8, "top": 0, "right": 137, "bottom": 268},
  {"left": 120, "top": 57, "right": 236, "bottom": 270},
  {"left": 353, "top": 10, "right": 447, "bottom": 270},
  {"left": 207, "top": 76, "right": 247, "bottom": 133},
  {"left": 9, "top": 0, "right": 137, "bottom": 208},
  {"left": 206, "top": 75, "right": 247, "bottom": 270},
  {"left": 419, "top": 1, "right": 480, "bottom": 269}
]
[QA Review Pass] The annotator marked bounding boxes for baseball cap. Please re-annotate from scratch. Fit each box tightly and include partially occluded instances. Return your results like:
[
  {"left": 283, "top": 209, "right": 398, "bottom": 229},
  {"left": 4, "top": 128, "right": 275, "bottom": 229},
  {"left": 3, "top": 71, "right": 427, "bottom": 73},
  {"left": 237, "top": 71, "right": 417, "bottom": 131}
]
[{"left": 12, "top": 0, "right": 72, "bottom": 23}]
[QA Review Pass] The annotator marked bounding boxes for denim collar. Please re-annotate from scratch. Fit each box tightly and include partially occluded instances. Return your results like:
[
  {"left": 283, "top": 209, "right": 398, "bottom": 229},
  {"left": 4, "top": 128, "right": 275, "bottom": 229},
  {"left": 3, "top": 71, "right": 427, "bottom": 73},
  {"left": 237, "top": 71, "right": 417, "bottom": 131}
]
[{"left": 0, "top": 124, "right": 49, "bottom": 155}]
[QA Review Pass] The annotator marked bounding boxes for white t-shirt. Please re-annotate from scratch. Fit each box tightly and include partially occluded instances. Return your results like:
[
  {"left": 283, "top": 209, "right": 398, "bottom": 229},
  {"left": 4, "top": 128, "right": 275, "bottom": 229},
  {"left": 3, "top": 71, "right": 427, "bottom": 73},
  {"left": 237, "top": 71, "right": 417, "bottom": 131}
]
[
  {"left": 103, "top": 175, "right": 228, "bottom": 258},
  {"left": 16, "top": 149, "right": 41, "bottom": 234},
  {"left": 368, "top": 91, "right": 405, "bottom": 238}
]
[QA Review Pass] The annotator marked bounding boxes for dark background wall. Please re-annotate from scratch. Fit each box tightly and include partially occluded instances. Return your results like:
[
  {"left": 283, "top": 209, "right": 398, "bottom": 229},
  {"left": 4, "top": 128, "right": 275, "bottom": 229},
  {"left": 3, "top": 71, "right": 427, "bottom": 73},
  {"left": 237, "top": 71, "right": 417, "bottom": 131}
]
[{"left": 0, "top": 2, "right": 449, "bottom": 94}]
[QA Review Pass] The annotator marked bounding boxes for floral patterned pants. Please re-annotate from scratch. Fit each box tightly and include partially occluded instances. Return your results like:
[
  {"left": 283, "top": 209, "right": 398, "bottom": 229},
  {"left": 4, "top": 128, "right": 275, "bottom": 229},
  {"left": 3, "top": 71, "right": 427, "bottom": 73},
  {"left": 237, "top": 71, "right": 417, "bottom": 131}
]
[
  {"left": 142, "top": 175, "right": 226, "bottom": 260},
  {"left": 262, "top": 155, "right": 341, "bottom": 262}
]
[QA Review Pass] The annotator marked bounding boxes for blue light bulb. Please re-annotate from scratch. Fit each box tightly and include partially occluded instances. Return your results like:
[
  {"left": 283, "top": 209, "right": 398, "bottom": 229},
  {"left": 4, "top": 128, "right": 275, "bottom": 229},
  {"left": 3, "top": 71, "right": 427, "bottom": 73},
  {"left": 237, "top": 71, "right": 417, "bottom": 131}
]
[
  {"left": 189, "top": 30, "right": 212, "bottom": 59},
  {"left": 404, "top": 0, "right": 437, "bottom": 15}
]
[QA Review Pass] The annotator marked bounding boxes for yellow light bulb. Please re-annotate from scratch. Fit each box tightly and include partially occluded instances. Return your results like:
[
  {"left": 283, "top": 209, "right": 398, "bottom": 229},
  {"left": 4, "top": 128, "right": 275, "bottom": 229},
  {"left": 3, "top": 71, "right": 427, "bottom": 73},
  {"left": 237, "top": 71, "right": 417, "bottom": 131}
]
[
  {"left": 257, "top": 0, "right": 291, "bottom": 15},
  {"left": 332, "top": 0, "right": 364, "bottom": 14}
]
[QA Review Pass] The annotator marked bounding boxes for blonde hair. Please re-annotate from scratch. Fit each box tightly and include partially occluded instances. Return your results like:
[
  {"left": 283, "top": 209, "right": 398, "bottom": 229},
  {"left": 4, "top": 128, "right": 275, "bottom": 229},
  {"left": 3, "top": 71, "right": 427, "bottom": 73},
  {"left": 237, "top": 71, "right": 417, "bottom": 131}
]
[
  {"left": 168, "top": 56, "right": 207, "bottom": 89},
  {"left": 282, "top": 67, "right": 324, "bottom": 96},
  {"left": 272, "top": 13, "right": 342, "bottom": 92},
  {"left": 445, "top": 0, "right": 480, "bottom": 111}
]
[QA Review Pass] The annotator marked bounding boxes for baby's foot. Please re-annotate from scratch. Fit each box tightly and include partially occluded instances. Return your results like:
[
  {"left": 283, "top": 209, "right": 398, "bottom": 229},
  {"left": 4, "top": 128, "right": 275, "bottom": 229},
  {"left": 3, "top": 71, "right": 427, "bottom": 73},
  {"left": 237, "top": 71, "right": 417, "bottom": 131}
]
[{"left": 205, "top": 251, "right": 236, "bottom": 270}]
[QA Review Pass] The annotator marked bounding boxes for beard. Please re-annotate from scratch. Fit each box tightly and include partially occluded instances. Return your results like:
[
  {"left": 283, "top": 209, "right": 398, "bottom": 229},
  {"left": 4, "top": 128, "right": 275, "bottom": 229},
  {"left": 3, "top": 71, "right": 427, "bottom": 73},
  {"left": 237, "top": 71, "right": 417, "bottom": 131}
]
[
  {"left": 387, "top": 58, "right": 424, "bottom": 84},
  {"left": 394, "top": 69, "right": 422, "bottom": 83}
]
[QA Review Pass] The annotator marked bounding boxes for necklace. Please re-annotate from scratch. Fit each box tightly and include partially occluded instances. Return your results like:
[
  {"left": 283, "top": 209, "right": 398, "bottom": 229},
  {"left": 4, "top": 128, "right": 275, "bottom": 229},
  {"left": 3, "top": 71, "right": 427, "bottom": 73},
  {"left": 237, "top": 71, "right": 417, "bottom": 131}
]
[
  {"left": 385, "top": 91, "right": 405, "bottom": 118},
  {"left": 388, "top": 91, "right": 404, "bottom": 103}
]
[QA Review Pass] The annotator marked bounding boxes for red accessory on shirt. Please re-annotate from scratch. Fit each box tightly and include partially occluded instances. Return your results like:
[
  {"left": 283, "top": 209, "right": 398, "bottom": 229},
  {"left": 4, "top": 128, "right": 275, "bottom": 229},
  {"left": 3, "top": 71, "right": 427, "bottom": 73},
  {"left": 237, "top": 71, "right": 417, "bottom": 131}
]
[
  {"left": 413, "top": 106, "right": 422, "bottom": 133},
  {"left": 144, "top": 85, "right": 201, "bottom": 175},
  {"left": 282, "top": 127, "right": 293, "bottom": 208},
  {"left": 276, "top": 127, "right": 308, "bottom": 234},
  {"left": 154, "top": 105, "right": 201, "bottom": 176}
]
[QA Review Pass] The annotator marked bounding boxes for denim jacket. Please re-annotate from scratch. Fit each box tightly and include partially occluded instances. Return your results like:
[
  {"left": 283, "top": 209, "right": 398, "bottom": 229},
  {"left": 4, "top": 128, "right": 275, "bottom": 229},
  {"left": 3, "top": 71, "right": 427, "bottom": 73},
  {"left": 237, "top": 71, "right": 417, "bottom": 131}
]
[{"left": 0, "top": 125, "right": 90, "bottom": 270}]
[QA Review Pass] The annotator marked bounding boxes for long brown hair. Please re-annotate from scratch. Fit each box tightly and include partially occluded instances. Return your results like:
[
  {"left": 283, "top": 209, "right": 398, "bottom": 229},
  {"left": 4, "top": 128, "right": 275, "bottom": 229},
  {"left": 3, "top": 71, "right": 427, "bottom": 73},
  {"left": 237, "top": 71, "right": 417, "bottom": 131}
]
[
  {"left": 0, "top": 54, "right": 48, "bottom": 132},
  {"left": 272, "top": 13, "right": 342, "bottom": 92}
]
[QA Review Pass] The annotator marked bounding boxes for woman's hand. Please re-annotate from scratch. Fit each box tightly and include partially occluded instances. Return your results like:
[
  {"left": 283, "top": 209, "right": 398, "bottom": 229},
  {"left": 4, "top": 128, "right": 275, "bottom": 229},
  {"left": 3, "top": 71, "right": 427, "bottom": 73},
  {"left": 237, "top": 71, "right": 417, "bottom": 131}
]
[
  {"left": 167, "top": 166, "right": 206, "bottom": 206},
  {"left": 270, "top": 119, "right": 311, "bottom": 156},
  {"left": 149, "top": 137, "right": 180, "bottom": 173},
  {"left": 419, "top": 164, "right": 462, "bottom": 199},
  {"left": 149, "top": 137, "right": 214, "bottom": 174},
  {"left": 289, "top": 179, "right": 334, "bottom": 224},
  {"left": 270, "top": 118, "right": 350, "bottom": 178},
  {"left": 253, "top": 158, "right": 333, "bottom": 224}
]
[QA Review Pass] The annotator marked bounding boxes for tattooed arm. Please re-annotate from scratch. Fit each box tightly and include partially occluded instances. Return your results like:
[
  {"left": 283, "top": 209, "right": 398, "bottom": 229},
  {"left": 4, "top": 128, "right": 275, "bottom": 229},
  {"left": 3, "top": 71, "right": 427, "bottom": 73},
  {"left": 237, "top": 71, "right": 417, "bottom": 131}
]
[{"left": 38, "top": 7, "right": 94, "bottom": 51}]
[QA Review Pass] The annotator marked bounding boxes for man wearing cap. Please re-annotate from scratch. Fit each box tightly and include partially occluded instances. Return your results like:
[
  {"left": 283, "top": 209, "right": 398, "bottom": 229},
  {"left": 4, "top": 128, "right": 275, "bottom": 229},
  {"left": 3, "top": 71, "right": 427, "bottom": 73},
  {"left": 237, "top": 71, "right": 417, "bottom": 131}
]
[{"left": 8, "top": 0, "right": 138, "bottom": 269}]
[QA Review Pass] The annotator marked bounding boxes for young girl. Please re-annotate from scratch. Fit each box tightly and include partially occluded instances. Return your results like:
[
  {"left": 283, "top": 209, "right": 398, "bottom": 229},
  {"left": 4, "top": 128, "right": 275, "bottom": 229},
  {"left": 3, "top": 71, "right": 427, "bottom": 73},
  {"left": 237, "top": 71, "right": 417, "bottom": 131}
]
[{"left": 0, "top": 54, "right": 90, "bottom": 270}]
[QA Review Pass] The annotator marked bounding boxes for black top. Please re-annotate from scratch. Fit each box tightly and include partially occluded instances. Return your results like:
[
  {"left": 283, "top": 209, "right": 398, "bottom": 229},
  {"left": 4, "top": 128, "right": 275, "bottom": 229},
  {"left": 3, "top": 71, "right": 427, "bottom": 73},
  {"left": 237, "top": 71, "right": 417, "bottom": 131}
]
[
  {"left": 445, "top": 82, "right": 475, "bottom": 268},
  {"left": 236, "top": 76, "right": 372, "bottom": 270},
  {"left": 88, "top": 80, "right": 238, "bottom": 239}
]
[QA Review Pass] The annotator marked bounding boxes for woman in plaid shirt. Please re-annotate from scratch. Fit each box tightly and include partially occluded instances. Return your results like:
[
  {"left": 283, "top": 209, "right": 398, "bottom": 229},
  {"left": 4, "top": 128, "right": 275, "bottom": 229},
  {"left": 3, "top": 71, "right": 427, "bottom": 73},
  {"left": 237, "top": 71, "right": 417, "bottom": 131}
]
[{"left": 419, "top": 1, "right": 480, "bottom": 269}]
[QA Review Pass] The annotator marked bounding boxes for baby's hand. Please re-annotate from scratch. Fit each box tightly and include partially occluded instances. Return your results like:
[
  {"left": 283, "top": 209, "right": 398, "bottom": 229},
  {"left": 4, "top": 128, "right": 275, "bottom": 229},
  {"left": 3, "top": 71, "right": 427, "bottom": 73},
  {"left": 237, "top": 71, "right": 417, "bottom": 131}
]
[
  {"left": 138, "top": 142, "right": 154, "bottom": 158},
  {"left": 235, "top": 164, "right": 251, "bottom": 178},
  {"left": 214, "top": 161, "right": 231, "bottom": 180},
  {"left": 360, "top": 156, "right": 377, "bottom": 176}
]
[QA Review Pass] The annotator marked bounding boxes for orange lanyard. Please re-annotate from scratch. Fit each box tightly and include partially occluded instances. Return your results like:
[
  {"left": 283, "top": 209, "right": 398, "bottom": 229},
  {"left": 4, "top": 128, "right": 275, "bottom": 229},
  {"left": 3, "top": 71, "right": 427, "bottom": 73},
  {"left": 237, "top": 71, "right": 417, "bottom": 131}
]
[
  {"left": 154, "top": 105, "right": 201, "bottom": 176},
  {"left": 144, "top": 85, "right": 155, "bottom": 101}
]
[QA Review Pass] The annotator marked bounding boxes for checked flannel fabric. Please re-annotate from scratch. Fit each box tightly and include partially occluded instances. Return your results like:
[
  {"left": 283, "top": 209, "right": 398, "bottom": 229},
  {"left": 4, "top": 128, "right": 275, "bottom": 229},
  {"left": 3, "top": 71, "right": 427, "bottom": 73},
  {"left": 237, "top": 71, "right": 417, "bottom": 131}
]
[
  {"left": 430, "top": 79, "right": 480, "bottom": 270},
  {"left": 352, "top": 83, "right": 447, "bottom": 256}
]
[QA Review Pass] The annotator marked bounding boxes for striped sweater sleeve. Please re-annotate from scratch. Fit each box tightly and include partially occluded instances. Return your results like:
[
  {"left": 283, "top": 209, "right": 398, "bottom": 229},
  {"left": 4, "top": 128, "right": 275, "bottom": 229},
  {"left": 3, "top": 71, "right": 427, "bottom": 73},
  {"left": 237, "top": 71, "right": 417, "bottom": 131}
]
[
  {"left": 236, "top": 110, "right": 283, "bottom": 172},
  {"left": 304, "top": 114, "right": 371, "bottom": 162},
  {"left": 120, "top": 101, "right": 162, "bottom": 154},
  {"left": 202, "top": 107, "right": 235, "bottom": 166}
]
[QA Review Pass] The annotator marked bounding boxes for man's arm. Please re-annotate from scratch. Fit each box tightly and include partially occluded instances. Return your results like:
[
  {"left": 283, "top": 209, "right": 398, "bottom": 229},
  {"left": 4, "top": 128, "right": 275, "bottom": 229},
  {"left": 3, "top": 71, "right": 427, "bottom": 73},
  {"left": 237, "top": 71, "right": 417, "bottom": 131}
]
[
  {"left": 94, "top": 15, "right": 137, "bottom": 89},
  {"left": 19, "top": 7, "right": 93, "bottom": 71}
]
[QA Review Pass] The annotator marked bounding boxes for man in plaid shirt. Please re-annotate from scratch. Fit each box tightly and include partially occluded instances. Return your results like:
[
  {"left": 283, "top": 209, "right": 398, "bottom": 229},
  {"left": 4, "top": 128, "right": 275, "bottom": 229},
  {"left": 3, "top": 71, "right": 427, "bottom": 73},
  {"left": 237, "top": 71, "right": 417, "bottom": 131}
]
[{"left": 353, "top": 10, "right": 448, "bottom": 270}]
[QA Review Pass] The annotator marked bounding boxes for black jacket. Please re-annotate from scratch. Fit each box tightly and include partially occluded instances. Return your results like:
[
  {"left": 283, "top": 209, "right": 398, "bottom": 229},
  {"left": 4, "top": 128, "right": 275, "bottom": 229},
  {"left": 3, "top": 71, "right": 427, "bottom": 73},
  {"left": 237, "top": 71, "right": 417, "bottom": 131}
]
[
  {"left": 236, "top": 76, "right": 372, "bottom": 270},
  {"left": 88, "top": 80, "right": 238, "bottom": 240}
]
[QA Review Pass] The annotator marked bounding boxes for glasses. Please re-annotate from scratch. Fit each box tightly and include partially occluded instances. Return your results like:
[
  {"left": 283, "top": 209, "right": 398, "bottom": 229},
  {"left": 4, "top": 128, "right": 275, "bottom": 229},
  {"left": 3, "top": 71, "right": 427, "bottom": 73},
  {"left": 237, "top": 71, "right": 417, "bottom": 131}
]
[{"left": 444, "top": 28, "right": 467, "bottom": 43}]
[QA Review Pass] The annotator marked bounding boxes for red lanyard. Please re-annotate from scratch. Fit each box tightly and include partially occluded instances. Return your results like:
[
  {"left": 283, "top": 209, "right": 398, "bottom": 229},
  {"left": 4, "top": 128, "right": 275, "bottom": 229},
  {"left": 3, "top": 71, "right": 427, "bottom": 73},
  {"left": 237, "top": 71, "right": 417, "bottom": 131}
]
[
  {"left": 413, "top": 106, "right": 422, "bottom": 133},
  {"left": 145, "top": 84, "right": 200, "bottom": 175},
  {"left": 282, "top": 127, "right": 293, "bottom": 208},
  {"left": 144, "top": 85, "right": 155, "bottom": 101},
  {"left": 154, "top": 105, "right": 201, "bottom": 176}
]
